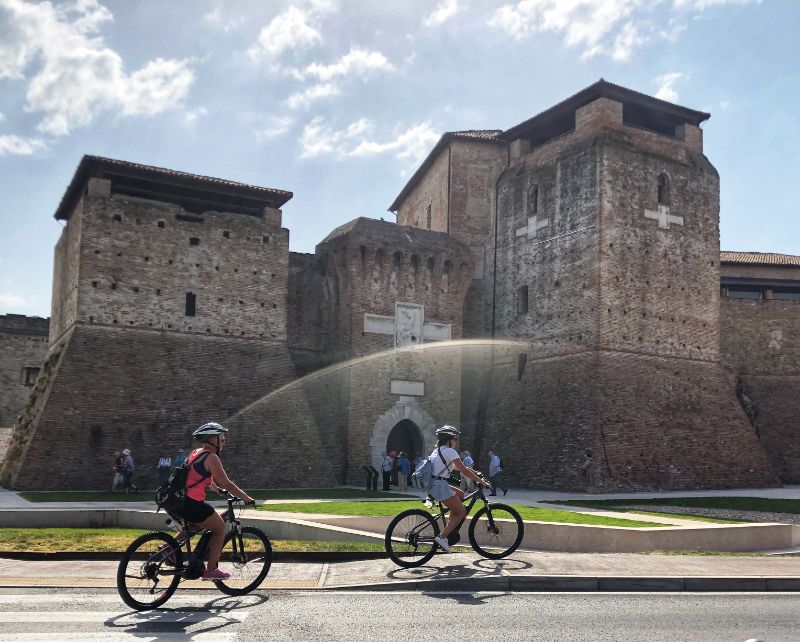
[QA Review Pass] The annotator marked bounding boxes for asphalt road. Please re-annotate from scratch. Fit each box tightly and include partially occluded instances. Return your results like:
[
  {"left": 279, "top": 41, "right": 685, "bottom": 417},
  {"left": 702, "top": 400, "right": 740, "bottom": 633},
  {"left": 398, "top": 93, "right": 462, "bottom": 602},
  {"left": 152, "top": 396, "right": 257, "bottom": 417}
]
[{"left": 0, "top": 588, "right": 797, "bottom": 640}]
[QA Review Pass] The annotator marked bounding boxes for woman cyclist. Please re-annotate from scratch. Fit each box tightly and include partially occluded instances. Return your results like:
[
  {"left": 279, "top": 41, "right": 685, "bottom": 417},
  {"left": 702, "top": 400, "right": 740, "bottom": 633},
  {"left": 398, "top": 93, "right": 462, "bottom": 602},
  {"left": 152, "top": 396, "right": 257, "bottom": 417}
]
[
  {"left": 178, "top": 422, "right": 254, "bottom": 581},
  {"left": 429, "top": 425, "right": 491, "bottom": 552}
]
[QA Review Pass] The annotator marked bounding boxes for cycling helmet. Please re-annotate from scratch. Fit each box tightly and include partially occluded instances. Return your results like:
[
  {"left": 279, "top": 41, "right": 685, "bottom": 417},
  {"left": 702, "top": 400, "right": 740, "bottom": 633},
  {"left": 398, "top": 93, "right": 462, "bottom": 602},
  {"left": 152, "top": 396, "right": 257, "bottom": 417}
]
[
  {"left": 436, "top": 425, "right": 461, "bottom": 438},
  {"left": 192, "top": 422, "right": 229, "bottom": 441}
]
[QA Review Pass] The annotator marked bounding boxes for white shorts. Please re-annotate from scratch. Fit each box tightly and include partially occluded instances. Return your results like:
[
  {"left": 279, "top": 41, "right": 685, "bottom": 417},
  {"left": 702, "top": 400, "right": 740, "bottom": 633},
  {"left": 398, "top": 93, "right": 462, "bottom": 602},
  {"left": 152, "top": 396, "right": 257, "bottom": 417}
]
[{"left": 430, "top": 479, "right": 455, "bottom": 501}]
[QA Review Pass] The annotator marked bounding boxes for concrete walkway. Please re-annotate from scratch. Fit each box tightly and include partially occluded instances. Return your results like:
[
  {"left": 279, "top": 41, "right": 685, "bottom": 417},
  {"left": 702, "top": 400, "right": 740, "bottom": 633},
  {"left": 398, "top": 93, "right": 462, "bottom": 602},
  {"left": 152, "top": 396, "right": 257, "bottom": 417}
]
[{"left": 0, "top": 552, "right": 798, "bottom": 592}]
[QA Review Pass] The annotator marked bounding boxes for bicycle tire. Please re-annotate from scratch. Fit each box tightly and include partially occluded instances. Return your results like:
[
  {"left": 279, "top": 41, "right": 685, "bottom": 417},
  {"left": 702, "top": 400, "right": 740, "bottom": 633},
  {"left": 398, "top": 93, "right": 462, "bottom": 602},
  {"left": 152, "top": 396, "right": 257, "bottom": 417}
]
[
  {"left": 385, "top": 508, "right": 440, "bottom": 568},
  {"left": 117, "top": 531, "right": 183, "bottom": 611},
  {"left": 214, "top": 526, "right": 272, "bottom": 595},
  {"left": 467, "top": 503, "right": 524, "bottom": 559}
]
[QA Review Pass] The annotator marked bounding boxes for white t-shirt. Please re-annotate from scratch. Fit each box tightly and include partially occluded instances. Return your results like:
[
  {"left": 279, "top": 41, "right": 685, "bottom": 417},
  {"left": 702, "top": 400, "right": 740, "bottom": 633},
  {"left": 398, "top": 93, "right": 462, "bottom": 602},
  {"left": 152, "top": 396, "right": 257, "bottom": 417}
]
[{"left": 429, "top": 446, "right": 459, "bottom": 478}]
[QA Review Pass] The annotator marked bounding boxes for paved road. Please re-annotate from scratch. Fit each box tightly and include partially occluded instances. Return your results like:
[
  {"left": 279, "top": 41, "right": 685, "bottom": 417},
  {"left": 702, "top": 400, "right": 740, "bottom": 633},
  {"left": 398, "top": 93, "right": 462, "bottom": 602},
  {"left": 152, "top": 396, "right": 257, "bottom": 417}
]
[{"left": 0, "top": 588, "right": 797, "bottom": 640}]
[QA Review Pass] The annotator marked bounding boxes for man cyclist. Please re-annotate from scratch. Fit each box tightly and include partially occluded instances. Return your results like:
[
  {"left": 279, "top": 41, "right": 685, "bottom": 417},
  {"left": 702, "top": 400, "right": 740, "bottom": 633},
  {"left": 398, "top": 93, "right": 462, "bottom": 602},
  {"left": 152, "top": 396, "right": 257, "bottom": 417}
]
[
  {"left": 176, "top": 422, "right": 254, "bottom": 581},
  {"left": 428, "top": 425, "right": 491, "bottom": 552}
]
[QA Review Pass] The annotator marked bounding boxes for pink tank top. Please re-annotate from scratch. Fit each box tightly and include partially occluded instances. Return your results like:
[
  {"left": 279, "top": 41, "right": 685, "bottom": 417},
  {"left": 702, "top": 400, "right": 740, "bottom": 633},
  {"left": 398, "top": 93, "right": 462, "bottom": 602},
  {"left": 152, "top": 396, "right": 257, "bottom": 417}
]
[{"left": 185, "top": 448, "right": 213, "bottom": 502}]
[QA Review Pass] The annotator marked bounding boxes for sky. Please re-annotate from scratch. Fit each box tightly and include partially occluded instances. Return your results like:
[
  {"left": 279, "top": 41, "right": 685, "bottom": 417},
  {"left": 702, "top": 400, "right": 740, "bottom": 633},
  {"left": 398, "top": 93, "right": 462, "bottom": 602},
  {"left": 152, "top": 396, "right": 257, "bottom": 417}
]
[{"left": 1, "top": 0, "right": 798, "bottom": 318}]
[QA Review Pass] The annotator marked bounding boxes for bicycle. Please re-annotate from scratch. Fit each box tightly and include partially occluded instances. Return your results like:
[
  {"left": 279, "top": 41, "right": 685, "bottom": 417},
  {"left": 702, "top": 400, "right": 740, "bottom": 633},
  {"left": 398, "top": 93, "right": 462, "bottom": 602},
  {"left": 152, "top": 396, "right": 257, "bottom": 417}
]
[
  {"left": 117, "top": 489, "right": 272, "bottom": 610},
  {"left": 384, "top": 475, "right": 524, "bottom": 567}
]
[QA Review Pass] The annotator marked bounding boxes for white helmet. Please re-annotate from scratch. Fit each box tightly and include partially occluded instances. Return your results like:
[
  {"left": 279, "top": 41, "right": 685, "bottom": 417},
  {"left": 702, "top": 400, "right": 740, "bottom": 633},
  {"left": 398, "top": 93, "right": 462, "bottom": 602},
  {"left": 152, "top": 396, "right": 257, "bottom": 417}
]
[
  {"left": 436, "top": 425, "right": 461, "bottom": 438},
  {"left": 192, "top": 422, "right": 228, "bottom": 442}
]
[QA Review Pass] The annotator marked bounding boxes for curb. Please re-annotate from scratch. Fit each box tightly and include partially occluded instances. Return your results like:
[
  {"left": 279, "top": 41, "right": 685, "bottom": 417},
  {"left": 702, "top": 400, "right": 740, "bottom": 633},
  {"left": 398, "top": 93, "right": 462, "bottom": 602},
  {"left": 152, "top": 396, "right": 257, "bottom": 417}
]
[{"left": 327, "top": 575, "right": 800, "bottom": 592}]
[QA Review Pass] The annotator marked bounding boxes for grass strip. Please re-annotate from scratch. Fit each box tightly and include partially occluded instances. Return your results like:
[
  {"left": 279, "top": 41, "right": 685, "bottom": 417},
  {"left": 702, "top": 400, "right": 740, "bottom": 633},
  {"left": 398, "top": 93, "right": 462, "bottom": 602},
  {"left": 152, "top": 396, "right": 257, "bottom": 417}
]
[
  {"left": 545, "top": 497, "right": 800, "bottom": 515},
  {"left": 255, "top": 500, "right": 664, "bottom": 527},
  {"left": 18, "top": 488, "right": 412, "bottom": 503},
  {"left": 630, "top": 511, "right": 746, "bottom": 524}
]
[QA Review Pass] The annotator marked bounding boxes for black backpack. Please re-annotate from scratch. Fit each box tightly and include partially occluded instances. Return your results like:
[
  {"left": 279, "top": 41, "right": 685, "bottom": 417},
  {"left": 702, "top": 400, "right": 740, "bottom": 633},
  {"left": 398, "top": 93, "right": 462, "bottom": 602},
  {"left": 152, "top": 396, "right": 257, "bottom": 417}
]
[{"left": 155, "top": 451, "right": 208, "bottom": 514}]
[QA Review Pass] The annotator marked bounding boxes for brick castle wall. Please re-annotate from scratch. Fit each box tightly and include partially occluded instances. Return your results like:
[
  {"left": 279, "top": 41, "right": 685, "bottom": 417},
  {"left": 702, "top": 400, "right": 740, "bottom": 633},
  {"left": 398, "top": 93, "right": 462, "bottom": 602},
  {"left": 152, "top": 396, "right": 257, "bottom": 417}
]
[{"left": 0, "top": 316, "right": 49, "bottom": 428}]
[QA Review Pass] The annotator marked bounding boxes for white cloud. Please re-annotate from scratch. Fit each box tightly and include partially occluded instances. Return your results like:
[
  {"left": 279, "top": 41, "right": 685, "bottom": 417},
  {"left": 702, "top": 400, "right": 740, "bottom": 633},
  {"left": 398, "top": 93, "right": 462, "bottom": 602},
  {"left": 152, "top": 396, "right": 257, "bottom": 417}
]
[
  {"left": 0, "top": 134, "right": 46, "bottom": 155},
  {"left": 286, "top": 82, "right": 341, "bottom": 110},
  {"left": 0, "top": 0, "right": 194, "bottom": 136},
  {"left": 0, "top": 112, "right": 5, "bottom": 122},
  {"left": 488, "top": 0, "right": 761, "bottom": 61},
  {"left": 203, "top": 5, "right": 244, "bottom": 32},
  {"left": 299, "top": 48, "right": 393, "bottom": 82},
  {"left": 719, "top": 99, "right": 730, "bottom": 109},
  {"left": 254, "top": 116, "right": 294, "bottom": 141},
  {"left": 300, "top": 116, "right": 439, "bottom": 166},
  {"left": 248, "top": 6, "right": 322, "bottom": 62},
  {"left": 654, "top": 72, "right": 683, "bottom": 103},
  {"left": 0, "top": 291, "right": 29, "bottom": 309},
  {"left": 183, "top": 106, "right": 208, "bottom": 125},
  {"left": 423, "top": 0, "right": 463, "bottom": 27}
]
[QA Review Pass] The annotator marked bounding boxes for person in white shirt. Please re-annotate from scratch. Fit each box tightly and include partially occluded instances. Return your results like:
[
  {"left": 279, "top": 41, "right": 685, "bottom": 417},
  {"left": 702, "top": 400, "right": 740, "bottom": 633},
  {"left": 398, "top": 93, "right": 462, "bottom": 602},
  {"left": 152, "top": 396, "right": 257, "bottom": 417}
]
[
  {"left": 460, "top": 451, "right": 475, "bottom": 492},
  {"left": 157, "top": 454, "right": 172, "bottom": 487},
  {"left": 429, "top": 426, "right": 491, "bottom": 553}
]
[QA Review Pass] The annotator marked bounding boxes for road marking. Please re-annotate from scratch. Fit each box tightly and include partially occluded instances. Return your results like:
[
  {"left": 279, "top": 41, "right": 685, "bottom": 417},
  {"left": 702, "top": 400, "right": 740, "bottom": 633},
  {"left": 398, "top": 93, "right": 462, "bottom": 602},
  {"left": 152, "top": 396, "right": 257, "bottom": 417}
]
[
  {"left": 0, "top": 634, "right": 236, "bottom": 641},
  {"left": 0, "top": 593, "right": 251, "bottom": 606},
  {"left": 0, "top": 611, "right": 250, "bottom": 623}
]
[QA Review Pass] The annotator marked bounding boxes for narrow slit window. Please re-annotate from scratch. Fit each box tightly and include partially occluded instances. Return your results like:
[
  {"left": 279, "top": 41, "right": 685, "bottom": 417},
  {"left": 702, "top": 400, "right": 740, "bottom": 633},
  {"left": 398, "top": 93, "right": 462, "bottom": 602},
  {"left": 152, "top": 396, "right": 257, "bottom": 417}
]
[
  {"left": 185, "top": 292, "right": 196, "bottom": 316},
  {"left": 517, "top": 285, "right": 529, "bottom": 315},
  {"left": 657, "top": 173, "right": 670, "bottom": 206},
  {"left": 426, "top": 203, "right": 432, "bottom": 229},
  {"left": 531, "top": 185, "right": 539, "bottom": 214}
]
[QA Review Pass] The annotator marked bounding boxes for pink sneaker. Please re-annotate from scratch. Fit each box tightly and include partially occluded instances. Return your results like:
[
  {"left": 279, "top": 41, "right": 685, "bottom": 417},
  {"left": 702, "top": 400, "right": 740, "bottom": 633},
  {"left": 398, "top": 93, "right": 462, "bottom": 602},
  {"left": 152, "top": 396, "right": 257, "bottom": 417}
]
[{"left": 202, "top": 567, "right": 231, "bottom": 581}]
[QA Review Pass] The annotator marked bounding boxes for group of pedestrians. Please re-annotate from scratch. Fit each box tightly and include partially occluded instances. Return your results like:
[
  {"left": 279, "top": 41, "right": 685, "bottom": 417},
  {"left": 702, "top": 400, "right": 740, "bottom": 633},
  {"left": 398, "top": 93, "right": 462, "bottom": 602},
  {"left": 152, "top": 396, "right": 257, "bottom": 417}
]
[
  {"left": 111, "top": 447, "right": 189, "bottom": 492},
  {"left": 380, "top": 447, "right": 509, "bottom": 496}
]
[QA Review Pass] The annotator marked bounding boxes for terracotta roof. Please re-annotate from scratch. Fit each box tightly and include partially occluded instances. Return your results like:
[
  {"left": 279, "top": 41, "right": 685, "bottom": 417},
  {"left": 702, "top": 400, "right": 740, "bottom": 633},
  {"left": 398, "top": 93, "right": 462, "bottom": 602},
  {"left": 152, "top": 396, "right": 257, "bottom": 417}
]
[
  {"left": 387, "top": 130, "right": 505, "bottom": 212},
  {"left": 720, "top": 251, "right": 800, "bottom": 268},
  {"left": 55, "top": 155, "right": 293, "bottom": 220},
  {"left": 502, "top": 78, "right": 710, "bottom": 141}
]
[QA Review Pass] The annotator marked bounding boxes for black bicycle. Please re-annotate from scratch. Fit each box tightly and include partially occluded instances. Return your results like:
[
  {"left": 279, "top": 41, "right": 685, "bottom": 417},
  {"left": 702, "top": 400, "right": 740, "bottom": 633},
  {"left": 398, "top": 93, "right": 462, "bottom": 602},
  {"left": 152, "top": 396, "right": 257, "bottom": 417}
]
[
  {"left": 384, "top": 477, "right": 524, "bottom": 567},
  {"left": 117, "top": 490, "right": 272, "bottom": 610}
]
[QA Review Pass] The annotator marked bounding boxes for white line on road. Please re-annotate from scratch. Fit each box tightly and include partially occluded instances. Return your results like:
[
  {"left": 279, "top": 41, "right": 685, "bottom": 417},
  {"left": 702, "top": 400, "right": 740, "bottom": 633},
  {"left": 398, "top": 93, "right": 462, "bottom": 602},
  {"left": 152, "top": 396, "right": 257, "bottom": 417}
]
[
  {"left": 0, "top": 594, "right": 242, "bottom": 605},
  {"left": 0, "top": 634, "right": 236, "bottom": 641},
  {"left": 317, "top": 562, "right": 330, "bottom": 588},
  {"left": 0, "top": 611, "right": 250, "bottom": 623}
]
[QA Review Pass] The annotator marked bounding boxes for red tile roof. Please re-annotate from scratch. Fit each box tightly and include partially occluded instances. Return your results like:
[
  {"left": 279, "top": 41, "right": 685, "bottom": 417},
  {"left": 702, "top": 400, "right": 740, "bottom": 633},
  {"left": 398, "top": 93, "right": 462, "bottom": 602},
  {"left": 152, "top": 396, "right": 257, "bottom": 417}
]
[{"left": 720, "top": 251, "right": 800, "bottom": 267}]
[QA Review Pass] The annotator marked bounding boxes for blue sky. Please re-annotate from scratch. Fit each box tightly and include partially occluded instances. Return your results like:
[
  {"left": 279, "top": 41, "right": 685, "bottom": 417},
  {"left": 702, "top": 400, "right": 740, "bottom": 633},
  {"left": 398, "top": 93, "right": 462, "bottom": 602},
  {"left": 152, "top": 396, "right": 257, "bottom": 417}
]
[{"left": 1, "top": 0, "right": 798, "bottom": 317}]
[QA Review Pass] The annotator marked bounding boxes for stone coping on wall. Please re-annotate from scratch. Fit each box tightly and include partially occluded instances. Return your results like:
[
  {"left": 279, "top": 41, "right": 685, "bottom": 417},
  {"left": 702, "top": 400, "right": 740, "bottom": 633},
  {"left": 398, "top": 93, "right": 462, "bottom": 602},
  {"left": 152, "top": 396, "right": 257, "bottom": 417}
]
[{"left": 0, "top": 508, "right": 796, "bottom": 554}]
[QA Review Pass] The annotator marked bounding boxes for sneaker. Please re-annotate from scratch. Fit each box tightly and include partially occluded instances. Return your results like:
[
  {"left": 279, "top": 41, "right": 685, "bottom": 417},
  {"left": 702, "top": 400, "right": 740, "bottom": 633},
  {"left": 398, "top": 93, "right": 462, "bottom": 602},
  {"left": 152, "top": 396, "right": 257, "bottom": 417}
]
[
  {"left": 434, "top": 536, "right": 451, "bottom": 553},
  {"left": 202, "top": 567, "right": 231, "bottom": 581}
]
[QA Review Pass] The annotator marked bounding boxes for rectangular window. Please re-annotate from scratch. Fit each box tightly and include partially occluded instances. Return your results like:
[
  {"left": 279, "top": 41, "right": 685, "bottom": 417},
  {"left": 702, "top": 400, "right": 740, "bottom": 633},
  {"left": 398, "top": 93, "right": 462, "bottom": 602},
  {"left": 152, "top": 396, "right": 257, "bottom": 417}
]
[
  {"left": 185, "top": 292, "right": 196, "bottom": 316},
  {"left": 22, "top": 366, "right": 40, "bottom": 387},
  {"left": 772, "top": 290, "right": 800, "bottom": 301},
  {"left": 189, "top": 237, "right": 200, "bottom": 246},
  {"left": 517, "top": 285, "right": 529, "bottom": 314},
  {"left": 726, "top": 288, "right": 762, "bottom": 300}
]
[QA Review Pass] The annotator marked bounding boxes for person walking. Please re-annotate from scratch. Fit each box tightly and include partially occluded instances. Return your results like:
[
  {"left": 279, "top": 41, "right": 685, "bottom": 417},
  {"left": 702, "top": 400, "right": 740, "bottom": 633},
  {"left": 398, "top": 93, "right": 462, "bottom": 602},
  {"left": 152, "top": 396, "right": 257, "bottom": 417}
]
[
  {"left": 157, "top": 454, "right": 172, "bottom": 487},
  {"left": 174, "top": 448, "right": 187, "bottom": 469},
  {"left": 111, "top": 451, "right": 124, "bottom": 492},
  {"left": 121, "top": 448, "right": 138, "bottom": 493},
  {"left": 460, "top": 450, "right": 475, "bottom": 492},
  {"left": 413, "top": 454, "right": 424, "bottom": 488},
  {"left": 581, "top": 449, "right": 595, "bottom": 493},
  {"left": 428, "top": 426, "right": 492, "bottom": 553},
  {"left": 488, "top": 449, "right": 507, "bottom": 496},
  {"left": 396, "top": 452, "right": 410, "bottom": 493},
  {"left": 380, "top": 451, "right": 393, "bottom": 491}
]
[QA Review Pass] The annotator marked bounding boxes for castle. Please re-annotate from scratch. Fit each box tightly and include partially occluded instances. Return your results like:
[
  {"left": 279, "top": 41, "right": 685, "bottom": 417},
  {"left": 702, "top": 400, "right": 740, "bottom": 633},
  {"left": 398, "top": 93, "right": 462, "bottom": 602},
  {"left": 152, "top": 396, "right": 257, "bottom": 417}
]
[{"left": 2, "top": 80, "right": 798, "bottom": 491}]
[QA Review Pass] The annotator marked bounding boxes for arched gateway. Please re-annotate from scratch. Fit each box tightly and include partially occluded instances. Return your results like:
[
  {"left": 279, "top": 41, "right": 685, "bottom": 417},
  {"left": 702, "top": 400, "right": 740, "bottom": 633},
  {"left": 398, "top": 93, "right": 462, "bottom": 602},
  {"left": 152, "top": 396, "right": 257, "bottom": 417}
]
[{"left": 369, "top": 399, "right": 437, "bottom": 467}]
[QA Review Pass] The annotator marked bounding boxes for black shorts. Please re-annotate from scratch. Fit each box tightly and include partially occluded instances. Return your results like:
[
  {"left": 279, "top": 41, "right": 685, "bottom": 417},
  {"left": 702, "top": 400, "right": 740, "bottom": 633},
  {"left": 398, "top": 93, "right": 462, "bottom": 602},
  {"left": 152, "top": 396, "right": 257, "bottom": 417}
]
[{"left": 178, "top": 497, "right": 215, "bottom": 523}]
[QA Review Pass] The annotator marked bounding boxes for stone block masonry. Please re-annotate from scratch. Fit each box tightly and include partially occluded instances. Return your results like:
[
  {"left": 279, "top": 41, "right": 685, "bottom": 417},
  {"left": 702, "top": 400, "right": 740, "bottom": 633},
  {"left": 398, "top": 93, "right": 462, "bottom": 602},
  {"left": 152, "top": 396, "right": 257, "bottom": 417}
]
[{"left": 0, "top": 315, "right": 49, "bottom": 430}]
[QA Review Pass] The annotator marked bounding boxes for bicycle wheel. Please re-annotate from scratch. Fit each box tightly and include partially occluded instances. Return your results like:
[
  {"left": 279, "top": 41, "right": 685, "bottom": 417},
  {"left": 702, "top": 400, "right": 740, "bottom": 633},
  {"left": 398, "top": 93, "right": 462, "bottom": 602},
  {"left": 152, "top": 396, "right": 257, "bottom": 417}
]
[
  {"left": 215, "top": 526, "right": 272, "bottom": 595},
  {"left": 468, "top": 503, "right": 524, "bottom": 559},
  {"left": 117, "top": 531, "right": 183, "bottom": 611},
  {"left": 385, "top": 509, "right": 440, "bottom": 568}
]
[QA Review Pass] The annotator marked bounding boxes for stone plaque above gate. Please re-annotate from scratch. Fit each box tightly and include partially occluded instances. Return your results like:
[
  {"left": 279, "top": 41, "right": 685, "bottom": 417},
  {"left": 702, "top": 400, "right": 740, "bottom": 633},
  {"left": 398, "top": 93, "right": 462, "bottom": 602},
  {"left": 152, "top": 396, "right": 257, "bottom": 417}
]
[{"left": 390, "top": 379, "right": 425, "bottom": 396}]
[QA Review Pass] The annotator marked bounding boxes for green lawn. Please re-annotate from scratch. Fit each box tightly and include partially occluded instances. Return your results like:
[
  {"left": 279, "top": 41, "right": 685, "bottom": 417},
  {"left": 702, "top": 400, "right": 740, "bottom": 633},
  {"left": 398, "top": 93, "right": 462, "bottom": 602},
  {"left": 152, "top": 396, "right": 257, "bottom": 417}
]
[
  {"left": 19, "top": 488, "right": 412, "bottom": 503},
  {"left": 546, "top": 497, "right": 800, "bottom": 515},
  {"left": 256, "top": 500, "right": 665, "bottom": 528},
  {"left": 0, "top": 528, "right": 396, "bottom": 553}
]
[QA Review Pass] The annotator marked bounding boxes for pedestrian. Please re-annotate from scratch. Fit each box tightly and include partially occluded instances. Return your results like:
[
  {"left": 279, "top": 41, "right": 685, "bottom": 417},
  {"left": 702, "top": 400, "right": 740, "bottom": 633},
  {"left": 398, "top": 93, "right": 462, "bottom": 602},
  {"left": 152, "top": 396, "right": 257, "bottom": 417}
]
[
  {"left": 121, "top": 448, "right": 138, "bottom": 493},
  {"left": 413, "top": 454, "right": 424, "bottom": 488},
  {"left": 396, "top": 452, "right": 410, "bottom": 493},
  {"left": 111, "top": 451, "right": 124, "bottom": 492},
  {"left": 174, "top": 448, "right": 187, "bottom": 469},
  {"left": 380, "top": 451, "right": 393, "bottom": 491},
  {"left": 460, "top": 450, "right": 475, "bottom": 492},
  {"left": 488, "top": 449, "right": 507, "bottom": 496},
  {"left": 157, "top": 453, "right": 172, "bottom": 487},
  {"left": 427, "top": 425, "right": 492, "bottom": 553},
  {"left": 389, "top": 450, "right": 398, "bottom": 486},
  {"left": 581, "top": 449, "right": 595, "bottom": 493}
]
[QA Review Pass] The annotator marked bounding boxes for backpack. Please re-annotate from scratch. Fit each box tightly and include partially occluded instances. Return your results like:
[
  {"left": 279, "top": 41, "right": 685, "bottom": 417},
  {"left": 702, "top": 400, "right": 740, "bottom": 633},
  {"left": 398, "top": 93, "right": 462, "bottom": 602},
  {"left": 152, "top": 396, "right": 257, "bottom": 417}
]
[
  {"left": 155, "top": 451, "right": 208, "bottom": 515},
  {"left": 413, "top": 447, "right": 449, "bottom": 491}
]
